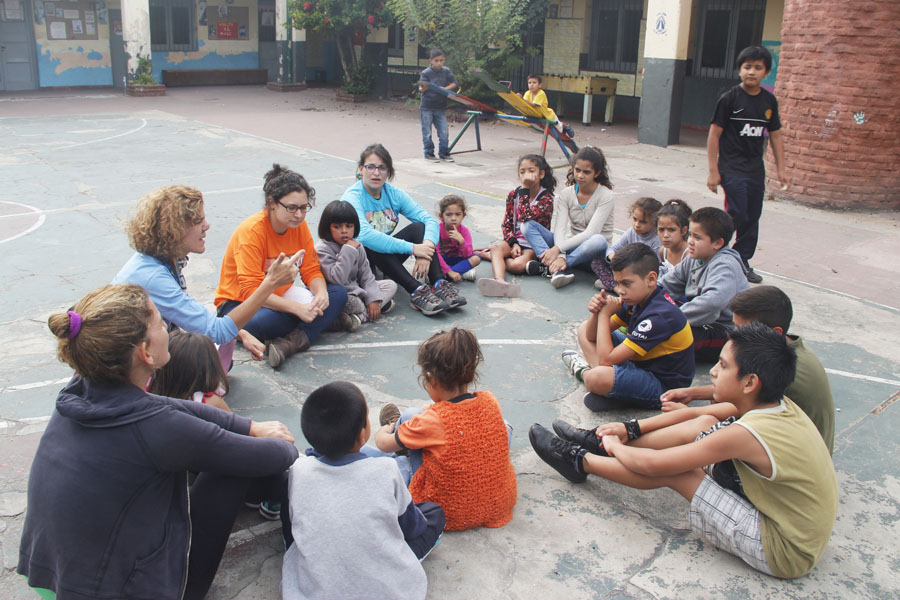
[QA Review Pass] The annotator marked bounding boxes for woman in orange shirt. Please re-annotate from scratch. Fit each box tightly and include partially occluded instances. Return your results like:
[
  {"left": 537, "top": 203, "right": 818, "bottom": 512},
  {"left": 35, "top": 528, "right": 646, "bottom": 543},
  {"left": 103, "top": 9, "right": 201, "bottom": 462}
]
[{"left": 215, "top": 164, "right": 348, "bottom": 369}]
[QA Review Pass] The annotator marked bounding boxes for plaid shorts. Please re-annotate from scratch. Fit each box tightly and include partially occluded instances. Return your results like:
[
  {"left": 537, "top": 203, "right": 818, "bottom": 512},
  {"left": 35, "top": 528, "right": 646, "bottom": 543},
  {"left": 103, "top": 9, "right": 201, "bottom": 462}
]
[{"left": 689, "top": 475, "right": 774, "bottom": 576}]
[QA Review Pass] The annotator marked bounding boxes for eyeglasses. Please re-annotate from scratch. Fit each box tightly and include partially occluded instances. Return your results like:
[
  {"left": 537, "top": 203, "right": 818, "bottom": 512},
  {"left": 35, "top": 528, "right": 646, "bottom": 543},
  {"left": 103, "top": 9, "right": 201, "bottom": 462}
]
[
  {"left": 277, "top": 200, "right": 312, "bottom": 214},
  {"left": 362, "top": 164, "right": 389, "bottom": 174}
]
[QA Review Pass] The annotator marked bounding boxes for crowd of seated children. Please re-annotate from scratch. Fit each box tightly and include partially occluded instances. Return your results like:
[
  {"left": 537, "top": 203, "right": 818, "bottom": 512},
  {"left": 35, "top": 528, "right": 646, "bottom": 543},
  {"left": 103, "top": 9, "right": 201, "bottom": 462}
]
[
  {"left": 592, "top": 197, "right": 662, "bottom": 291},
  {"left": 561, "top": 243, "right": 695, "bottom": 412}
]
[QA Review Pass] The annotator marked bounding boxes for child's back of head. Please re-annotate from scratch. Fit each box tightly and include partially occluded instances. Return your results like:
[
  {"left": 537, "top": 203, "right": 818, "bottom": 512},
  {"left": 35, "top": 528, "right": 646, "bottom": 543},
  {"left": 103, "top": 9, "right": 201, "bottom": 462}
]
[
  {"left": 148, "top": 330, "right": 228, "bottom": 400},
  {"left": 729, "top": 285, "right": 793, "bottom": 332},
  {"left": 417, "top": 327, "right": 482, "bottom": 392},
  {"left": 301, "top": 381, "right": 368, "bottom": 459}
]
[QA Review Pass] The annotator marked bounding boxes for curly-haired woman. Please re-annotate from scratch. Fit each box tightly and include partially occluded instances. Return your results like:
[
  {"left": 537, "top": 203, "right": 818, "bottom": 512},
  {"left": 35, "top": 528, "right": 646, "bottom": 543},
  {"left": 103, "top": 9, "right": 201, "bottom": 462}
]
[{"left": 114, "top": 185, "right": 300, "bottom": 380}]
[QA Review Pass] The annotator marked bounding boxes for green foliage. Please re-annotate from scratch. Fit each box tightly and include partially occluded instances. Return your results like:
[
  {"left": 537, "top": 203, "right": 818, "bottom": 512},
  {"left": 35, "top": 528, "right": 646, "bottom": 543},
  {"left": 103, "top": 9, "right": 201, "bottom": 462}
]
[
  {"left": 342, "top": 62, "right": 376, "bottom": 94},
  {"left": 289, "top": 0, "right": 393, "bottom": 32},
  {"left": 387, "top": 0, "right": 550, "bottom": 94},
  {"left": 131, "top": 55, "right": 157, "bottom": 85}
]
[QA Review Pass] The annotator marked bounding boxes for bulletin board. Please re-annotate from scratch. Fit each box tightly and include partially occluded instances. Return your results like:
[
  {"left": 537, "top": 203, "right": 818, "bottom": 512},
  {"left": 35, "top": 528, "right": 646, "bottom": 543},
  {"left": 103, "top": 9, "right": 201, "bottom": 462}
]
[
  {"left": 207, "top": 5, "right": 249, "bottom": 40},
  {"left": 44, "top": 0, "right": 99, "bottom": 40}
]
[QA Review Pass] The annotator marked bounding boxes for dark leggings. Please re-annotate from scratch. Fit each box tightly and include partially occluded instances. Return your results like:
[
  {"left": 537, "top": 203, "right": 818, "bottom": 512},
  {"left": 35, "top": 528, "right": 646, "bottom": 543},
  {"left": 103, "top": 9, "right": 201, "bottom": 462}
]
[
  {"left": 184, "top": 471, "right": 289, "bottom": 600},
  {"left": 365, "top": 221, "right": 443, "bottom": 294},
  {"left": 692, "top": 322, "right": 732, "bottom": 364}
]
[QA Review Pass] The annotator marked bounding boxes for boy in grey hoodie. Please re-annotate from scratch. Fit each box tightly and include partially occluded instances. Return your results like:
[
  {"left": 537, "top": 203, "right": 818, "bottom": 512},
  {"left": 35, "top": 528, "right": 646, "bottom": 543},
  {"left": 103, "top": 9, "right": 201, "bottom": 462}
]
[{"left": 660, "top": 207, "right": 749, "bottom": 362}]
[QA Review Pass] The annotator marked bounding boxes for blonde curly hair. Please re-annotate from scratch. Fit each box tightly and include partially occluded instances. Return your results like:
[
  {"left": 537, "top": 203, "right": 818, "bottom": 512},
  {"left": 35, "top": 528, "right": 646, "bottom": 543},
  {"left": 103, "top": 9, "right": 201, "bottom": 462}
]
[{"left": 126, "top": 186, "right": 205, "bottom": 262}]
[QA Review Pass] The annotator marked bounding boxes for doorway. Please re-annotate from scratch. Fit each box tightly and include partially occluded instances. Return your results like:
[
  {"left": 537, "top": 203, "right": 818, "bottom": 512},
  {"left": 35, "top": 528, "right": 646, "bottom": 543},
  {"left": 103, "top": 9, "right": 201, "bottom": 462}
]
[
  {"left": 0, "top": 0, "right": 38, "bottom": 91},
  {"left": 258, "top": 0, "right": 276, "bottom": 81},
  {"left": 108, "top": 9, "right": 126, "bottom": 88}
]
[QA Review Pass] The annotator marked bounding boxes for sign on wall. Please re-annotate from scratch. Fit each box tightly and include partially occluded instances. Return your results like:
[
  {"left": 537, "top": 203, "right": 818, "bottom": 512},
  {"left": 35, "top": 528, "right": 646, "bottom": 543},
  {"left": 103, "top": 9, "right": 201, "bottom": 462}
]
[
  {"left": 207, "top": 5, "right": 249, "bottom": 40},
  {"left": 43, "top": 0, "right": 99, "bottom": 40}
]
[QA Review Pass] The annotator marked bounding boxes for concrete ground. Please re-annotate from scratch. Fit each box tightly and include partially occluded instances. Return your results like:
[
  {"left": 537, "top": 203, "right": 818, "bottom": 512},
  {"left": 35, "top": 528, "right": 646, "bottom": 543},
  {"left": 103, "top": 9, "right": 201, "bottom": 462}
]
[{"left": 1, "top": 86, "right": 898, "bottom": 599}]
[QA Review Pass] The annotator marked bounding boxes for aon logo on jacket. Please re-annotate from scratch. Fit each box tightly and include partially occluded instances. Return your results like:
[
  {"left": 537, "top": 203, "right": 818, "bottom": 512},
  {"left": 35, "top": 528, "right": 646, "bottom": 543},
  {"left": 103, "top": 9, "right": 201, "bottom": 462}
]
[{"left": 739, "top": 123, "right": 765, "bottom": 137}]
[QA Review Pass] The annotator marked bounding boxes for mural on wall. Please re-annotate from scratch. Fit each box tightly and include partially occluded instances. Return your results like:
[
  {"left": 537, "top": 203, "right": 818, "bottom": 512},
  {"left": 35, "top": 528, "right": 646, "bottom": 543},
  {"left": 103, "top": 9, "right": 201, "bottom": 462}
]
[{"left": 761, "top": 40, "right": 780, "bottom": 90}]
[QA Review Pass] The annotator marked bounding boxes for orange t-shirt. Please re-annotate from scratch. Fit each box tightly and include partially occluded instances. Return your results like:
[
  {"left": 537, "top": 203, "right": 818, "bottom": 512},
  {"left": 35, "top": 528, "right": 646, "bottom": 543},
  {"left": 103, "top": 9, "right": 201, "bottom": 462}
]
[
  {"left": 398, "top": 391, "right": 517, "bottom": 531},
  {"left": 214, "top": 210, "right": 323, "bottom": 306}
]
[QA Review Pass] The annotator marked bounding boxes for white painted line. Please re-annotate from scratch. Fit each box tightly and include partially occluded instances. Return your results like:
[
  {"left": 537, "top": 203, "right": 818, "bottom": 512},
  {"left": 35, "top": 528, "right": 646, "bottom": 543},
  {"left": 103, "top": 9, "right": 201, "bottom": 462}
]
[
  {"left": 0, "top": 201, "right": 46, "bottom": 245},
  {"left": 824, "top": 369, "right": 900, "bottom": 388},
  {"left": 0, "top": 377, "right": 71, "bottom": 394},
  {"left": 759, "top": 271, "right": 900, "bottom": 314},
  {"left": 309, "top": 338, "right": 560, "bottom": 352},
  {"left": 0, "top": 415, "right": 52, "bottom": 429},
  {"left": 50, "top": 118, "right": 148, "bottom": 150}
]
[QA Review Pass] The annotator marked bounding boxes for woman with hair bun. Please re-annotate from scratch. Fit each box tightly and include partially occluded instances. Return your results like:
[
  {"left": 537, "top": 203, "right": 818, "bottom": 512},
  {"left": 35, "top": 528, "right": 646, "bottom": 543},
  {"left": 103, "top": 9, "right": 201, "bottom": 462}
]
[
  {"left": 17, "top": 284, "right": 299, "bottom": 600},
  {"left": 114, "top": 185, "right": 301, "bottom": 363},
  {"left": 215, "top": 164, "right": 348, "bottom": 369}
]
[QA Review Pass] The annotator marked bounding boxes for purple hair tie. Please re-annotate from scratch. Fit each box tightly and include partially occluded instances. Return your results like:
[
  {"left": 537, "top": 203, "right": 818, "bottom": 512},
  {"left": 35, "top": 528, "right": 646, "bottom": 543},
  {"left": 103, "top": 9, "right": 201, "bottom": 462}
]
[{"left": 67, "top": 311, "right": 82, "bottom": 339}]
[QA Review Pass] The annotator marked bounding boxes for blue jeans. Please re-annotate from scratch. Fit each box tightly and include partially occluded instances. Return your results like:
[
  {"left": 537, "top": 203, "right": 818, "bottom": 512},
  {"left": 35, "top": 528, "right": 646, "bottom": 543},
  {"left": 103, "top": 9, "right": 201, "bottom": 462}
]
[
  {"left": 219, "top": 284, "right": 347, "bottom": 344},
  {"left": 522, "top": 221, "right": 609, "bottom": 271},
  {"left": 721, "top": 172, "right": 765, "bottom": 266},
  {"left": 607, "top": 330, "right": 665, "bottom": 409},
  {"left": 420, "top": 108, "right": 449, "bottom": 157}
]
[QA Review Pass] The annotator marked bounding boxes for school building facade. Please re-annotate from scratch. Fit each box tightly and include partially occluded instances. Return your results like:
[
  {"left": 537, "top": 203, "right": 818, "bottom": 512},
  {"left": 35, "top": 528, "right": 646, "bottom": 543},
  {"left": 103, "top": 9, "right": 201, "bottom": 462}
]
[{"left": 1, "top": 0, "right": 895, "bottom": 207}]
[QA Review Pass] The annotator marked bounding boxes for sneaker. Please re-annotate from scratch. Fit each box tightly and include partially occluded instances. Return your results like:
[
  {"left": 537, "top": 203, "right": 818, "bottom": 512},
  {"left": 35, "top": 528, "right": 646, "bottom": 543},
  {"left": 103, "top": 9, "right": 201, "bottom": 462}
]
[
  {"left": 529, "top": 424, "right": 588, "bottom": 483},
  {"left": 462, "top": 268, "right": 477, "bottom": 282},
  {"left": 346, "top": 313, "right": 362, "bottom": 332},
  {"left": 379, "top": 403, "right": 401, "bottom": 427},
  {"left": 258, "top": 501, "right": 281, "bottom": 520},
  {"left": 583, "top": 392, "right": 628, "bottom": 412},
  {"left": 552, "top": 419, "right": 607, "bottom": 456},
  {"left": 563, "top": 124, "right": 575, "bottom": 138},
  {"left": 525, "top": 260, "right": 550, "bottom": 277},
  {"left": 477, "top": 277, "right": 521, "bottom": 298},
  {"left": 432, "top": 279, "right": 466, "bottom": 309},
  {"left": 561, "top": 350, "right": 589, "bottom": 381},
  {"left": 745, "top": 267, "right": 763, "bottom": 284},
  {"left": 381, "top": 298, "right": 396, "bottom": 314},
  {"left": 419, "top": 533, "right": 443, "bottom": 561},
  {"left": 410, "top": 285, "right": 448, "bottom": 316},
  {"left": 439, "top": 155, "right": 455, "bottom": 162},
  {"left": 551, "top": 271, "right": 575, "bottom": 289},
  {"left": 335, "top": 312, "right": 362, "bottom": 332},
  {"left": 424, "top": 154, "right": 439, "bottom": 162}
]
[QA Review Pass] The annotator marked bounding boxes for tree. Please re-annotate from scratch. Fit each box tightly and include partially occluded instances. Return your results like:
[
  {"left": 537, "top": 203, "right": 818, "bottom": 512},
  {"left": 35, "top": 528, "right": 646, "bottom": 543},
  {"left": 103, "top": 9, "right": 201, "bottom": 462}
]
[
  {"left": 386, "top": 0, "right": 550, "bottom": 99},
  {"left": 288, "top": 0, "right": 393, "bottom": 84}
]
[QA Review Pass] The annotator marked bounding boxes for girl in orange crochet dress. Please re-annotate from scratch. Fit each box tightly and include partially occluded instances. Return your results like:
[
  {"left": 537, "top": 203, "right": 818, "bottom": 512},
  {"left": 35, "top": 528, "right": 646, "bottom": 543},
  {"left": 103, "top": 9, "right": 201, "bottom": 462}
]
[{"left": 375, "top": 328, "right": 517, "bottom": 531}]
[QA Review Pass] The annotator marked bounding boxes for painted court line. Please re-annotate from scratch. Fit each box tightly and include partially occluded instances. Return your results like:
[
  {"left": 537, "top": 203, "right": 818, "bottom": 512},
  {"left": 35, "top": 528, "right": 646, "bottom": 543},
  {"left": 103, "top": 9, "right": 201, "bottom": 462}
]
[
  {"left": 309, "top": 338, "right": 560, "bottom": 352},
  {"left": 49, "top": 118, "right": 148, "bottom": 150},
  {"left": 0, "top": 201, "right": 46, "bottom": 245},
  {"left": 824, "top": 369, "right": 900, "bottom": 388}
]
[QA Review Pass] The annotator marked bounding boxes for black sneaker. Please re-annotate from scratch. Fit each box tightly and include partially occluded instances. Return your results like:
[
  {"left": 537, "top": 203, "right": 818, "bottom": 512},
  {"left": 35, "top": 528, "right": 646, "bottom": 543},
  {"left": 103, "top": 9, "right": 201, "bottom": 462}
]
[
  {"left": 583, "top": 392, "right": 629, "bottom": 412},
  {"left": 745, "top": 267, "right": 763, "bottom": 284},
  {"left": 525, "top": 260, "right": 550, "bottom": 277},
  {"left": 381, "top": 298, "right": 396, "bottom": 314},
  {"left": 432, "top": 279, "right": 466, "bottom": 308},
  {"left": 410, "top": 285, "right": 448, "bottom": 316},
  {"left": 424, "top": 154, "right": 439, "bottom": 162},
  {"left": 529, "top": 424, "right": 588, "bottom": 483},
  {"left": 439, "top": 154, "right": 455, "bottom": 163},
  {"left": 552, "top": 419, "right": 607, "bottom": 456}
]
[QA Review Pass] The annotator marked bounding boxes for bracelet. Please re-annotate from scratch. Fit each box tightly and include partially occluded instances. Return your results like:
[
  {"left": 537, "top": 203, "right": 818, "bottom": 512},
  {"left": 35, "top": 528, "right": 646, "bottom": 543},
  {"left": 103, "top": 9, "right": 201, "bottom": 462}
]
[{"left": 623, "top": 418, "right": 642, "bottom": 441}]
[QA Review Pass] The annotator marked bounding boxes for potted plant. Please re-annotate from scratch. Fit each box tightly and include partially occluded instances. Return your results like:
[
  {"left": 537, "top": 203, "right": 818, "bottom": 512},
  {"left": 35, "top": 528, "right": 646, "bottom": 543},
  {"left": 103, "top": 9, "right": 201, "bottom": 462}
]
[
  {"left": 336, "top": 62, "right": 376, "bottom": 102},
  {"left": 126, "top": 56, "right": 166, "bottom": 97}
]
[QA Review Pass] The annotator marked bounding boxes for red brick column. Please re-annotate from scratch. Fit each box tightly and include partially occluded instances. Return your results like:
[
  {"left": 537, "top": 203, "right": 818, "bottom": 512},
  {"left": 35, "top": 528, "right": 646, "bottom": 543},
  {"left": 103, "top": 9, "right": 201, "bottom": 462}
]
[{"left": 773, "top": 0, "right": 900, "bottom": 209}]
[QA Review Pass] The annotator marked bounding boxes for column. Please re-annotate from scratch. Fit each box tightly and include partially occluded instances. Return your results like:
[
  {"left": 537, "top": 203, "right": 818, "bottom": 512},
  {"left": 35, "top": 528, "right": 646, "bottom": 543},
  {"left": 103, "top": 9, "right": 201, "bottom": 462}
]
[
  {"left": 120, "top": 0, "right": 151, "bottom": 77},
  {"left": 637, "top": 0, "right": 692, "bottom": 147},
  {"left": 275, "top": 0, "right": 292, "bottom": 83}
]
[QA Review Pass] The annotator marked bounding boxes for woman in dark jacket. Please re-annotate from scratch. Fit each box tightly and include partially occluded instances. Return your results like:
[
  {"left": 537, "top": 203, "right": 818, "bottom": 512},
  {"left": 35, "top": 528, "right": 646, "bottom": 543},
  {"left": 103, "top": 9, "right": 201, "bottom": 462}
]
[{"left": 17, "top": 283, "right": 299, "bottom": 600}]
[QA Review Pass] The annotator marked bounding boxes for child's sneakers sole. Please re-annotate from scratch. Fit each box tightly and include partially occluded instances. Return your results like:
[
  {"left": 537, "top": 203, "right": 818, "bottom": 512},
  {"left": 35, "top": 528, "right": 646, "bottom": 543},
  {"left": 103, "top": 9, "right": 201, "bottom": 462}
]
[
  {"left": 551, "top": 272, "right": 575, "bottom": 288},
  {"left": 477, "top": 278, "right": 521, "bottom": 298},
  {"left": 379, "top": 403, "right": 401, "bottom": 427}
]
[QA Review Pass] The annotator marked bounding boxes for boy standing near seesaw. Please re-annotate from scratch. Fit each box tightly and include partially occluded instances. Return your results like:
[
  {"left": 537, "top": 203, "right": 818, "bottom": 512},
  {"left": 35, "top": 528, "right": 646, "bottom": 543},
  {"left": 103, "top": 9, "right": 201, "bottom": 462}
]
[
  {"left": 707, "top": 45, "right": 788, "bottom": 284},
  {"left": 532, "top": 322, "right": 838, "bottom": 579},
  {"left": 418, "top": 48, "right": 458, "bottom": 163}
]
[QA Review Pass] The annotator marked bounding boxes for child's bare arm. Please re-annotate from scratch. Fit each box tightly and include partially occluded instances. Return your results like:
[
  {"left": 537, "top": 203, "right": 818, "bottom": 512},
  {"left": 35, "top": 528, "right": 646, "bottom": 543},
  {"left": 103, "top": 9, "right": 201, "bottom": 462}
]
[
  {"left": 706, "top": 124, "right": 724, "bottom": 193},
  {"left": 375, "top": 424, "right": 402, "bottom": 453},
  {"left": 770, "top": 129, "right": 788, "bottom": 189},
  {"left": 596, "top": 402, "right": 737, "bottom": 442}
]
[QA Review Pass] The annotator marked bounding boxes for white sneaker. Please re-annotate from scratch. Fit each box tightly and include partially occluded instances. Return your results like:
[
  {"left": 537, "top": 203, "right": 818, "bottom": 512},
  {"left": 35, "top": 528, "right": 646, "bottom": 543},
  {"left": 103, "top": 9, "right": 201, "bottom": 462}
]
[
  {"left": 462, "top": 268, "right": 477, "bottom": 282},
  {"left": 551, "top": 272, "right": 575, "bottom": 289},
  {"left": 561, "top": 350, "right": 589, "bottom": 379}
]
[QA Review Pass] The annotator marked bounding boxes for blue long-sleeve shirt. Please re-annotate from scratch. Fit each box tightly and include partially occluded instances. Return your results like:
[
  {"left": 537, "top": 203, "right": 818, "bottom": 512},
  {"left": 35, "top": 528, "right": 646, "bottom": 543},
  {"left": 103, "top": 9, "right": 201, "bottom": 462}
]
[
  {"left": 113, "top": 252, "right": 239, "bottom": 344},
  {"left": 340, "top": 180, "right": 440, "bottom": 255}
]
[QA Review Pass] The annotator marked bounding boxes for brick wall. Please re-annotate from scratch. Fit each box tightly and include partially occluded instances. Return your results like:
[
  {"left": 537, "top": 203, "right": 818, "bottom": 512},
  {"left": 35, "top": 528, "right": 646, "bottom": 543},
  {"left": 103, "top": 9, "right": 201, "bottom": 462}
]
[
  {"left": 772, "top": 0, "right": 900, "bottom": 209},
  {"left": 543, "top": 19, "right": 583, "bottom": 75}
]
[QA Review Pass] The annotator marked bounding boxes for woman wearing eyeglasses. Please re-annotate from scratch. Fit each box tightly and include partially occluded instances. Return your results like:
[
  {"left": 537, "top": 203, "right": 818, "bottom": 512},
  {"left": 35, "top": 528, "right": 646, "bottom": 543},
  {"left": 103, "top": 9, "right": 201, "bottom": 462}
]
[
  {"left": 341, "top": 143, "right": 466, "bottom": 316},
  {"left": 215, "top": 164, "right": 348, "bottom": 369}
]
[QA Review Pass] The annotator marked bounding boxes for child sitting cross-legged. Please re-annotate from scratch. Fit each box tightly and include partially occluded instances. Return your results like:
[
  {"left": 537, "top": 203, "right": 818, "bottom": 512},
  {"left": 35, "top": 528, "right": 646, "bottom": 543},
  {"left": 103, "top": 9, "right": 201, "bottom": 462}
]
[
  {"left": 660, "top": 206, "right": 749, "bottom": 363},
  {"left": 375, "top": 328, "right": 517, "bottom": 531},
  {"left": 315, "top": 200, "right": 398, "bottom": 331},
  {"left": 562, "top": 243, "right": 695, "bottom": 412},
  {"left": 282, "top": 381, "right": 445, "bottom": 600},
  {"left": 436, "top": 194, "right": 481, "bottom": 283},
  {"left": 531, "top": 322, "right": 838, "bottom": 579}
]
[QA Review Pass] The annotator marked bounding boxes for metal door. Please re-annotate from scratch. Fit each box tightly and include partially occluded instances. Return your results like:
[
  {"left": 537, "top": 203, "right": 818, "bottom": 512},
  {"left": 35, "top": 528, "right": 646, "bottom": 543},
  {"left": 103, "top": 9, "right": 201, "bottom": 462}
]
[
  {"left": 258, "top": 0, "right": 277, "bottom": 81},
  {"left": 108, "top": 9, "right": 126, "bottom": 88},
  {"left": 0, "top": 0, "right": 38, "bottom": 91}
]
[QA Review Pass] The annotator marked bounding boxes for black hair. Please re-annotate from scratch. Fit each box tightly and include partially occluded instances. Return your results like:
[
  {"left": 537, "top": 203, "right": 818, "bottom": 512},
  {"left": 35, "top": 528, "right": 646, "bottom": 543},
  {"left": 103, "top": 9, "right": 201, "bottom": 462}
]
[
  {"left": 263, "top": 164, "right": 316, "bottom": 208},
  {"left": 149, "top": 330, "right": 229, "bottom": 400},
  {"left": 317, "top": 200, "right": 360, "bottom": 241},
  {"left": 439, "top": 194, "right": 467, "bottom": 215},
  {"left": 526, "top": 74, "right": 542, "bottom": 83},
  {"left": 690, "top": 206, "right": 735, "bottom": 246},
  {"left": 736, "top": 45, "right": 772, "bottom": 72},
  {"left": 629, "top": 197, "right": 663, "bottom": 223},
  {"left": 356, "top": 143, "right": 395, "bottom": 181},
  {"left": 430, "top": 48, "right": 445, "bottom": 59},
  {"left": 730, "top": 286, "right": 793, "bottom": 332},
  {"left": 728, "top": 322, "right": 796, "bottom": 405},
  {"left": 518, "top": 154, "right": 557, "bottom": 195},
  {"left": 301, "top": 381, "right": 368, "bottom": 459},
  {"left": 610, "top": 242, "right": 660, "bottom": 278},
  {"left": 656, "top": 199, "right": 693, "bottom": 238},
  {"left": 565, "top": 145, "right": 612, "bottom": 190}
]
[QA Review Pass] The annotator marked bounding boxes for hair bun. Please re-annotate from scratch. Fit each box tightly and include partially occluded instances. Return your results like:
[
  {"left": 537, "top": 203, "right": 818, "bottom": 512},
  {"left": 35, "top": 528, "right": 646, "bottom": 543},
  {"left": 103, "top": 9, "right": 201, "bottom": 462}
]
[{"left": 264, "top": 164, "right": 286, "bottom": 184}]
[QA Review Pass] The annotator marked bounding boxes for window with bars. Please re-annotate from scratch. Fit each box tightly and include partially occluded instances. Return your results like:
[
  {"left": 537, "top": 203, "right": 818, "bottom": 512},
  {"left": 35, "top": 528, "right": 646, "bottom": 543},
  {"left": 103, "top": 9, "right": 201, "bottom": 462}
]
[
  {"left": 150, "top": 0, "right": 196, "bottom": 52},
  {"left": 694, "top": 0, "right": 765, "bottom": 78},
  {"left": 387, "top": 23, "right": 404, "bottom": 57},
  {"left": 585, "top": 0, "right": 643, "bottom": 73}
]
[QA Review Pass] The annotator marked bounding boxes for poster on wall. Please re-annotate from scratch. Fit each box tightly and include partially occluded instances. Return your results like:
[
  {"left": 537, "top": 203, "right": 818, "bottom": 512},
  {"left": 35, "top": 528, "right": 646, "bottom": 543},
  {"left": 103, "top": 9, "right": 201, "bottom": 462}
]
[
  {"left": 85, "top": 22, "right": 95, "bottom": 34},
  {"left": 49, "top": 20, "right": 67, "bottom": 38},
  {"left": 206, "top": 5, "right": 249, "bottom": 40},
  {"left": 44, "top": 0, "right": 99, "bottom": 40},
  {"left": 71, "top": 18, "right": 82, "bottom": 33},
  {"left": 216, "top": 21, "right": 237, "bottom": 39},
  {"left": 34, "top": 0, "right": 46, "bottom": 23},
  {"left": 2, "top": 0, "right": 25, "bottom": 21}
]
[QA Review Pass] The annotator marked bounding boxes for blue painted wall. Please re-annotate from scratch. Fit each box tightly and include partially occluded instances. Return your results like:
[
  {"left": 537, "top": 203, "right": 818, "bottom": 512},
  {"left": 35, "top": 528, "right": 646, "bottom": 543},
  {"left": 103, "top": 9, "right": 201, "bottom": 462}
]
[
  {"left": 36, "top": 44, "right": 113, "bottom": 87},
  {"left": 151, "top": 48, "right": 260, "bottom": 81}
]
